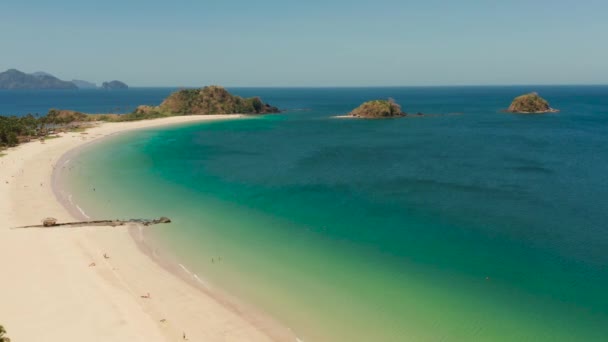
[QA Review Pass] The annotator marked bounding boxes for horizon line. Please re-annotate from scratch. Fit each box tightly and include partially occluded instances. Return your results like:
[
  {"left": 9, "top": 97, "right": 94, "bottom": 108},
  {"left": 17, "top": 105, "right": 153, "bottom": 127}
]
[{"left": 2, "top": 83, "right": 607, "bottom": 90}]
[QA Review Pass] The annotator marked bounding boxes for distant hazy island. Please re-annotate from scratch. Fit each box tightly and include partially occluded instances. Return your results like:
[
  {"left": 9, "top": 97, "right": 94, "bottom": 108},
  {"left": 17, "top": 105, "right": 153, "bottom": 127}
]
[
  {"left": 135, "top": 86, "right": 279, "bottom": 116},
  {"left": 0, "top": 69, "right": 77, "bottom": 89},
  {"left": 346, "top": 99, "right": 405, "bottom": 118},
  {"left": 506, "top": 92, "right": 558, "bottom": 114},
  {"left": 0, "top": 69, "right": 128, "bottom": 90},
  {"left": 101, "top": 80, "right": 129, "bottom": 90},
  {"left": 72, "top": 79, "right": 97, "bottom": 89}
]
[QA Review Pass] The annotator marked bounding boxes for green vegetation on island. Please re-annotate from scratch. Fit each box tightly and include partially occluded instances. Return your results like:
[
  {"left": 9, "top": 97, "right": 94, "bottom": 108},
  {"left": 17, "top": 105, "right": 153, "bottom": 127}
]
[
  {"left": 45, "top": 109, "right": 88, "bottom": 124},
  {"left": 134, "top": 86, "right": 280, "bottom": 116},
  {"left": 0, "top": 114, "right": 40, "bottom": 147},
  {"left": 348, "top": 99, "right": 405, "bottom": 118},
  {"left": 507, "top": 92, "right": 558, "bottom": 113},
  {"left": 1, "top": 85, "right": 280, "bottom": 151},
  {"left": 0, "top": 110, "right": 92, "bottom": 149}
]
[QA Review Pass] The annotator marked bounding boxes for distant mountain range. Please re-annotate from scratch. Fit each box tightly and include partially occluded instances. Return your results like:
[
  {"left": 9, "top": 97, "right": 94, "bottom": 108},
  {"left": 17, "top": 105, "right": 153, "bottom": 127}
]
[
  {"left": 0, "top": 69, "right": 128, "bottom": 90},
  {"left": 31, "top": 71, "right": 55, "bottom": 78},
  {"left": 0, "top": 69, "right": 77, "bottom": 89}
]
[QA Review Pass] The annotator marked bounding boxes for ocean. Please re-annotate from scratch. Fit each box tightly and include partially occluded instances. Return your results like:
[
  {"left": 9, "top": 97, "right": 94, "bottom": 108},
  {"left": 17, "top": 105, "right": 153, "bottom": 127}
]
[{"left": 5, "top": 86, "right": 608, "bottom": 341}]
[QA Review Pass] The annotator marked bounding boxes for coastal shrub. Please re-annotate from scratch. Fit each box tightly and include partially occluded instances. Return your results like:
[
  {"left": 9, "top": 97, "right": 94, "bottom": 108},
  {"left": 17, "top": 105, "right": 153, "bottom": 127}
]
[
  {"left": 0, "top": 111, "right": 93, "bottom": 147},
  {"left": 117, "top": 110, "right": 171, "bottom": 122},
  {"left": 252, "top": 97, "right": 263, "bottom": 112},
  {"left": 0, "top": 114, "right": 40, "bottom": 147},
  {"left": 45, "top": 109, "right": 88, "bottom": 124}
]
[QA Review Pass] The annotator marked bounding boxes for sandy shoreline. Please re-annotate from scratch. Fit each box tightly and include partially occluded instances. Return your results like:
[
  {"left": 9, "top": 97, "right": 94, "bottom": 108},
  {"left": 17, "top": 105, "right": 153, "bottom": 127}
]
[{"left": 0, "top": 115, "right": 296, "bottom": 342}]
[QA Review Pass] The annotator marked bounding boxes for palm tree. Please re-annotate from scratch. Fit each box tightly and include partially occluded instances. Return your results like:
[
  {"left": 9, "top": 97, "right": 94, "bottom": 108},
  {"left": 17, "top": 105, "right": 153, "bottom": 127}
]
[{"left": 0, "top": 324, "right": 11, "bottom": 342}]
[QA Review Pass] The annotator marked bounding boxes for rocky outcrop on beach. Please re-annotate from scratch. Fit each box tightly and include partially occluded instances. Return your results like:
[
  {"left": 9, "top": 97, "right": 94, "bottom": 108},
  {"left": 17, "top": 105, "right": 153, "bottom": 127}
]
[
  {"left": 506, "top": 92, "right": 558, "bottom": 113},
  {"left": 135, "top": 86, "right": 280, "bottom": 115},
  {"left": 0, "top": 69, "right": 77, "bottom": 89},
  {"left": 347, "top": 99, "right": 405, "bottom": 118},
  {"left": 101, "top": 80, "right": 129, "bottom": 90}
]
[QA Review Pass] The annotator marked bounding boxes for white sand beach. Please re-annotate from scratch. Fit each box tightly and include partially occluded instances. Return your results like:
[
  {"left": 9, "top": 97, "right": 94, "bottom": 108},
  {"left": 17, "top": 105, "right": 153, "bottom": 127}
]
[{"left": 0, "top": 115, "right": 295, "bottom": 342}]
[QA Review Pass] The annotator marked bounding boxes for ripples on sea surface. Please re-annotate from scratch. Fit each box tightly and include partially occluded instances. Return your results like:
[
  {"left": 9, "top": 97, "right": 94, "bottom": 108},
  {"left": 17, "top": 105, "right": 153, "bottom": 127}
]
[{"left": 50, "top": 86, "right": 608, "bottom": 341}]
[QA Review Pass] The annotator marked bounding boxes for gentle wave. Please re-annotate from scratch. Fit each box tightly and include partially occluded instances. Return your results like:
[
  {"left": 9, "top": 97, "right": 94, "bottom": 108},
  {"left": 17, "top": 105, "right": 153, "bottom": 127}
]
[
  {"left": 193, "top": 274, "right": 210, "bottom": 289},
  {"left": 178, "top": 263, "right": 210, "bottom": 289},
  {"left": 179, "top": 263, "right": 193, "bottom": 275},
  {"left": 75, "top": 204, "right": 90, "bottom": 219}
]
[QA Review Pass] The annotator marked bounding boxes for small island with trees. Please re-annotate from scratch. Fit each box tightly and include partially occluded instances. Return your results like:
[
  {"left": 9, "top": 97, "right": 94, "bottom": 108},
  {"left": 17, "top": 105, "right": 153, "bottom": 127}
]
[
  {"left": 506, "top": 92, "right": 559, "bottom": 114},
  {"left": 345, "top": 99, "right": 406, "bottom": 119},
  {"left": 134, "top": 86, "right": 280, "bottom": 117}
]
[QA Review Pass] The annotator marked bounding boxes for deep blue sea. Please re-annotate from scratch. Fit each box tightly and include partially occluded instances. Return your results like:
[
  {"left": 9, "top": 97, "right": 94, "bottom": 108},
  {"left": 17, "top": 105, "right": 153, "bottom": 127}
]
[{"left": 6, "top": 86, "right": 608, "bottom": 341}]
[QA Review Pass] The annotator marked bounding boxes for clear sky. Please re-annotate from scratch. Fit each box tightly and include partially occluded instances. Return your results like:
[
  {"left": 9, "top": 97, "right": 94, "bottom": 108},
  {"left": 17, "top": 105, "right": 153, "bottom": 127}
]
[{"left": 1, "top": 0, "right": 607, "bottom": 87}]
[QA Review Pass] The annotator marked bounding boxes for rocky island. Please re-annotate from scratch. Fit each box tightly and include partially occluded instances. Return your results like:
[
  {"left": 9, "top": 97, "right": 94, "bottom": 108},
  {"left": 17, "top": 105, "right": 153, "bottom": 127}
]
[
  {"left": 101, "top": 80, "right": 129, "bottom": 90},
  {"left": 0, "top": 69, "right": 77, "bottom": 89},
  {"left": 506, "top": 92, "right": 558, "bottom": 114},
  {"left": 346, "top": 99, "right": 405, "bottom": 118},
  {"left": 135, "top": 86, "right": 280, "bottom": 116}
]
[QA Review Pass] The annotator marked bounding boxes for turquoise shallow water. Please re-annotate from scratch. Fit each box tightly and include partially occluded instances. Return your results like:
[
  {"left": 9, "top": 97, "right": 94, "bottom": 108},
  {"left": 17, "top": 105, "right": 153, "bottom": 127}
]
[{"left": 63, "top": 87, "right": 608, "bottom": 341}]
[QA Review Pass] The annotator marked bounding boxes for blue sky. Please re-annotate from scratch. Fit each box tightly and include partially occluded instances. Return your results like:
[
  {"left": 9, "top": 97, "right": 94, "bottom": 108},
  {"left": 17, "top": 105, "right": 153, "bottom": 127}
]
[{"left": 1, "top": 0, "right": 607, "bottom": 86}]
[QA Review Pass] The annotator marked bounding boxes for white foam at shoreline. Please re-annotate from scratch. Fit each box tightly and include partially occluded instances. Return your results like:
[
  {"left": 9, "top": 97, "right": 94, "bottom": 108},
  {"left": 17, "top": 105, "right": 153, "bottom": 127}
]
[
  {"left": 75, "top": 204, "right": 91, "bottom": 219},
  {"left": 179, "top": 263, "right": 193, "bottom": 275},
  {"left": 193, "top": 274, "right": 210, "bottom": 289},
  {"left": 179, "top": 263, "right": 210, "bottom": 289}
]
